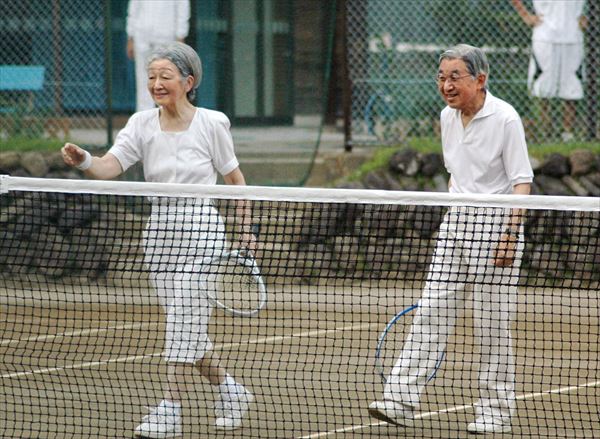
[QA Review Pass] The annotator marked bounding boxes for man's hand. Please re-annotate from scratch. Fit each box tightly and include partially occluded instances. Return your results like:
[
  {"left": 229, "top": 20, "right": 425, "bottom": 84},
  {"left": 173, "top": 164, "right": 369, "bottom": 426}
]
[
  {"left": 239, "top": 232, "right": 257, "bottom": 254},
  {"left": 493, "top": 233, "right": 517, "bottom": 267},
  {"left": 579, "top": 15, "right": 588, "bottom": 32},
  {"left": 126, "top": 38, "right": 134, "bottom": 60}
]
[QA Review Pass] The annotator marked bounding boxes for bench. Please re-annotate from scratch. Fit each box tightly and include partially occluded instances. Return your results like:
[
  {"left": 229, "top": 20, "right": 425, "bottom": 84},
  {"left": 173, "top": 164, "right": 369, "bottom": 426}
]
[{"left": 0, "top": 65, "right": 70, "bottom": 138}]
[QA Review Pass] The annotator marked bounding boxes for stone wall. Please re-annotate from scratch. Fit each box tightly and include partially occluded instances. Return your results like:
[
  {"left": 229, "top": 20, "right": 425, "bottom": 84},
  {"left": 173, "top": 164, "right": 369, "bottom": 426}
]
[{"left": 344, "top": 148, "right": 600, "bottom": 197}]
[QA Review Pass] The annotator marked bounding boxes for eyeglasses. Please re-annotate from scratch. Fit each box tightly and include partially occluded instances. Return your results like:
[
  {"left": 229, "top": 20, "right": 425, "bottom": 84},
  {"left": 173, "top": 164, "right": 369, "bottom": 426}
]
[{"left": 435, "top": 73, "right": 473, "bottom": 86}]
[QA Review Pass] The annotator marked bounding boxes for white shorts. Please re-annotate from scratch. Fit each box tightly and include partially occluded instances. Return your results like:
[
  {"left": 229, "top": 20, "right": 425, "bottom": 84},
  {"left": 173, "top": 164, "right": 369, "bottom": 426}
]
[
  {"left": 143, "top": 200, "right": 226, "bottom": 363},
  {"left": 528, "top": 41, "right": 585, "bottom": 100}
]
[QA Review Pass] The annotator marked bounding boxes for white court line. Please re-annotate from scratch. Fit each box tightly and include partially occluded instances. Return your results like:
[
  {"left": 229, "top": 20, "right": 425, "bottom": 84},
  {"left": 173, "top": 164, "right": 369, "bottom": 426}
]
[
  {"left": 1, "top": 322, "right": 378, "bottom": 379},
  {"left": 0, "top": 322, "right": 161, "bottom": 346},
  {"left": 298, "top": 380, "right": 600, "bottom": 438}
]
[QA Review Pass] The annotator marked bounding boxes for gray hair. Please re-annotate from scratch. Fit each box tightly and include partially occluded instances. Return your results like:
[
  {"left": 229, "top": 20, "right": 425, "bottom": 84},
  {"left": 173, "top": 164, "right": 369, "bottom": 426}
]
[
  {"left": 439, "top": 44, "right": 489, "bottom": 88},
  {"left": 146, "top": 42, "right": 203, "bottom": 103}
]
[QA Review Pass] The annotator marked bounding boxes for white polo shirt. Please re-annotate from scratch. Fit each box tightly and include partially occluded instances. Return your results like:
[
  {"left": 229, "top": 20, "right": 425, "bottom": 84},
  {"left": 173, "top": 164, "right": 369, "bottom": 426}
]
[
  {"left": 108, "top": 108, "right": 239, "bottom": 185},
  {"left": 441, "top": 92, "right": 533, "bottom": 195},
  {"left": 532, "top": 0, "right": 585, "bottom": 44}
]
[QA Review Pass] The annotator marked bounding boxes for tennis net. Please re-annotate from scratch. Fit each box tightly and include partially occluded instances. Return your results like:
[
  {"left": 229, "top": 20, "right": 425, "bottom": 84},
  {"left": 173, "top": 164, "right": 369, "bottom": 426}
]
[{"left": 1, "top": 175, "right": 598, "bottom": 438}]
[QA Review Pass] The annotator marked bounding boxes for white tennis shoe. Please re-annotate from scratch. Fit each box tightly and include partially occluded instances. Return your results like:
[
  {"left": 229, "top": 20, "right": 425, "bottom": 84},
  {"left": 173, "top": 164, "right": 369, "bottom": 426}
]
[
  {"left": 467, "top": 416, "right": 512, "bottom": 434},
  {"left": 214, "top": 384, "right": 254, "bottom": 430},
  {"left": 368, "top": 399, "right": 415, "bottom": 426},
  {"left": 134, "top": 402, "right": 182, "bottom": 438}
]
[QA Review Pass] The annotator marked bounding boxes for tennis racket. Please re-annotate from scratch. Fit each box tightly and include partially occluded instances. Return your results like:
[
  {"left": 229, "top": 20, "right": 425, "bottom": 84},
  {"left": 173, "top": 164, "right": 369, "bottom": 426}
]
[
  {"left": 375, "top": 303, "right": 445, "bottom": 384},
  {"left": 200, "top": 248, "right": 267, "bottom": 317}
]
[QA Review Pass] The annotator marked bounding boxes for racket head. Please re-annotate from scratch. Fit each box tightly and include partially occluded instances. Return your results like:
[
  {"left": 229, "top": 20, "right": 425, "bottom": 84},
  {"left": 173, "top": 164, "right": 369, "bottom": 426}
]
[
  {"left": 375, "top": 303, "right": 444, "bottom": 384},
  {"left": 375, "top": 304, "right": 419, "bottom": 383},
  {"left": 202, "top": 248, "right": 267, "bottom": 317}
]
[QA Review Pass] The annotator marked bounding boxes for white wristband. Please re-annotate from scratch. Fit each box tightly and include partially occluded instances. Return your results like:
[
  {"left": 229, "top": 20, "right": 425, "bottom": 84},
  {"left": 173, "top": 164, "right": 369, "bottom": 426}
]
[{"left": 76, "top": 150, "right": 93, "bottom": 171}]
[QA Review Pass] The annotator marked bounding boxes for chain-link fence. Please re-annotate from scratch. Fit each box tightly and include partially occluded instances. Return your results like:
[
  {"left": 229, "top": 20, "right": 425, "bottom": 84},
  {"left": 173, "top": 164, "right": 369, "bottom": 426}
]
[
  {"left": 346, "top": 0, "right": 599, "bottom": 147},
  {"left": 0, "top": 0, "right": 109, "bottom": 143}
]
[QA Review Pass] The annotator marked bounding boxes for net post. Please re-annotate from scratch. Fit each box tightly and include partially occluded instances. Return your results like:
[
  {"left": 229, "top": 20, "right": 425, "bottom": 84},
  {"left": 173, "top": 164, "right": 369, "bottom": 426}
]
[{"left": 0, "top": 174, "right": 9, "bottom": 194}]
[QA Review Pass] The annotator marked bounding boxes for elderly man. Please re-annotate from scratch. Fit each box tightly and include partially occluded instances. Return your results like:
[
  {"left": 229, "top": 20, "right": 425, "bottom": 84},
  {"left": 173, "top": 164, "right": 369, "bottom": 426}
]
[{"left": 368, "top": 44, "right": 533, "bottom": 434}]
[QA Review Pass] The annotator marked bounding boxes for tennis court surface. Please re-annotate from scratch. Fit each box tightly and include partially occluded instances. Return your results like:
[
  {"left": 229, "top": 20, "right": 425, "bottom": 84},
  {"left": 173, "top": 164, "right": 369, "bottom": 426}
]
[{"left": 1, "top": 176, "right": 599, "bottom": 438}]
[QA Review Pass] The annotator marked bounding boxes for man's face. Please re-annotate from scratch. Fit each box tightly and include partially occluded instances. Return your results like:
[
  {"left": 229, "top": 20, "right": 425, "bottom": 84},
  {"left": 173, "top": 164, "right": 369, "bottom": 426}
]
[{"left": 437, "top": 58, "right": 484, "bottom": 111}]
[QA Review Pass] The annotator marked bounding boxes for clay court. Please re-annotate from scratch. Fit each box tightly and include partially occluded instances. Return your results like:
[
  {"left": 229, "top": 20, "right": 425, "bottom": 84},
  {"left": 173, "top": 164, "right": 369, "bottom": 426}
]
[{"left": 1, "top": 281, "right": 598, "bottom": 438}]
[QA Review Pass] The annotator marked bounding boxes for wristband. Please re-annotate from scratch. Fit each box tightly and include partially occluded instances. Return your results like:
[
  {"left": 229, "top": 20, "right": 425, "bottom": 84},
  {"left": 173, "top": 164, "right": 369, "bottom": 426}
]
[{"left": 76, "top": 150, "right": 93, "bottom": 171}]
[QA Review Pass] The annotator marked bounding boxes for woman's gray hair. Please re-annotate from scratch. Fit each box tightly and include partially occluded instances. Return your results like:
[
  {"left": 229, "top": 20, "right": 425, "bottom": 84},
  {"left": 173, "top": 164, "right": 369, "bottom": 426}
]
[
  {"left": 146, "top": 42, "right": 203, "bottom": 103},
  {"left": 439, "top": 44, "right": 489, "bottom": 88}
]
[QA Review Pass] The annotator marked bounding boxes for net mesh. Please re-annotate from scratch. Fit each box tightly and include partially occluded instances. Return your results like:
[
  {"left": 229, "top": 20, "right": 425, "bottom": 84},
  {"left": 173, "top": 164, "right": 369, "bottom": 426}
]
[{"left": 1, "top": 176, "right": 599, "bottom": 438}]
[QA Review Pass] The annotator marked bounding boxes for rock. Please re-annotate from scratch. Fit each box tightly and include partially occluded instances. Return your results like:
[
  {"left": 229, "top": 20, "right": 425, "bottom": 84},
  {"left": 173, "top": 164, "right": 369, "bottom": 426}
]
[
  {"left": 578, "top": 176, "right": 600, "bottom": 197},
  {"left": 363, "top": 170, "right": 391, "bottom": 189},
  {"left": 420, "top": 153, "right": 444, "bottom": 177},
  {"left": 569, "top": 149, "right": 596, "bottom": 176},
  {"left": 535, "top": 175, "right": 573, "bottom": 196},
  {"left": 45, "top": 151, "right": 70, "bottom": 171},
  {"left": 20, "top": 151, "right": 49, "bottom": 177},
  {"left": 539, "top": 153, "right": 570, "bottom": 177},
  {"left": 561, "top": 175, "right": 588, "bottom": 196},
  {"left": 528, "top": 155, "right": 542, "bottom": 172},
  {"left": 389, "top": 148, "right": 420, "bottom": 176},
  {"left": 0, "top": 151, "right": 21, "bottom": 171}
]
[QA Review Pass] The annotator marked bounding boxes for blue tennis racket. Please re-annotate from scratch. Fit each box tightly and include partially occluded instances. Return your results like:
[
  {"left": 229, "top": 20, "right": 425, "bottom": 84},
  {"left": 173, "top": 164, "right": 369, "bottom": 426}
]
[{"left": 375, "top": 303, "right": 445, "bottom": 384}]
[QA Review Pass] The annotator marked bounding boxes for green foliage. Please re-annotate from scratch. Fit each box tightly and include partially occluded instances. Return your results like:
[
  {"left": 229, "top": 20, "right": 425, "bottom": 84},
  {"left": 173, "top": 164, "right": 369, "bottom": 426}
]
[
  {"left": 528, "top": 142, "right": 600, "bottom": 159},
  {"left": 0, "top": 136, "right": 63, "bottom": 152}
]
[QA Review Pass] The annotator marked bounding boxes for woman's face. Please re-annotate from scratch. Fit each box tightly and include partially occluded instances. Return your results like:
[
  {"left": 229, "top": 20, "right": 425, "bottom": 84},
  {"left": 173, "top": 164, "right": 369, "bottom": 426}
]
[{"left": 147, "top": 59, "right": 192, "bottom": 107}]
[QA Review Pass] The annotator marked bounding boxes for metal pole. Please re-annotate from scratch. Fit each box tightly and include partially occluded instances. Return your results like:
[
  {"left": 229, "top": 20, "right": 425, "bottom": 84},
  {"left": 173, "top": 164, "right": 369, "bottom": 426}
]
[
  {"left": 104, "top": 0, "right": 114, "bottom": 146},
  {"left": 342, "top": 0, "right": 353, "bottom": 152},
  {"left": 586, "top": 0, "right": 598, "bottom": 140}
]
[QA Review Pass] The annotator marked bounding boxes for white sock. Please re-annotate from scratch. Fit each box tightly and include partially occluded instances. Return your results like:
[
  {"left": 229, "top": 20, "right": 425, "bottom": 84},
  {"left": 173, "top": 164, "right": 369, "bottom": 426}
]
[{"left": 218, "top": 374, "right": 239, "bottom": 396}]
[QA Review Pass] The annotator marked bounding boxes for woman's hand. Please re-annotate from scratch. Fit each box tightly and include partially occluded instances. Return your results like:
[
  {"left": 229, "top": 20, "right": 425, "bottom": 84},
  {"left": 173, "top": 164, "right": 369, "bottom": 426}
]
[
  {"left": 61, "top": 143, "right": 123, "bottom": 179},
  {"left": 61, "top": 143, "right": 89, "bottom": 168}
]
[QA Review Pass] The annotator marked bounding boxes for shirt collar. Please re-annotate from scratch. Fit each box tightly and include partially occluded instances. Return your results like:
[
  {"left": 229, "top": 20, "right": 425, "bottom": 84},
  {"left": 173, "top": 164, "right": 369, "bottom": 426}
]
[
  {"left": 453, "top": 90, "right": 495, "bottom": 121},
  {"left": 472, "top": 91, "right": 495, "bottom": 120}
]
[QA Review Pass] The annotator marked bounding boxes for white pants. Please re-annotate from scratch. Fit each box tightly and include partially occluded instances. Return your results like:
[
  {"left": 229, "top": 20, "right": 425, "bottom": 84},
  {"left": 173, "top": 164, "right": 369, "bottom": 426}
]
[
  {"left": 528, "top": 41, "right": 585, "bottom": 100},
  {"left": 143, "top": 200, "right": 226, "bottom": 363},
  {"left": 385, "top": 207, "right": 522, "bottom": 422},
  {"left": 133, "top": 40, "right": 167, "bottom": 111}
]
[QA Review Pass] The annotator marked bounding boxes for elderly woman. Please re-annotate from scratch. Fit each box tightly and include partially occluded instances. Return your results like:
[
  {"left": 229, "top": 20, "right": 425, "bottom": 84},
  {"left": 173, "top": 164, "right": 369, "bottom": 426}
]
[
  {"left": 62, "top": 42, "right": 254, "bottom": 438},
  {"left": 368, "top": 44, "right": 533, "bottom": 434}
]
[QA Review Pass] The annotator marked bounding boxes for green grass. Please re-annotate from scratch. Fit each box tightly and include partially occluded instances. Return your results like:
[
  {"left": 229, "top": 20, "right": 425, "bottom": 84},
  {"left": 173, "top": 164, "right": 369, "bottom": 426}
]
[
  {"left": 347, "top": 137, "right": 600, "bottom": 182},
  {"left": 0, "top": 137, "right": 64, "bottom": 153},
  {"left": 527, "top": 141, "right": 600, "bottom": 158}
]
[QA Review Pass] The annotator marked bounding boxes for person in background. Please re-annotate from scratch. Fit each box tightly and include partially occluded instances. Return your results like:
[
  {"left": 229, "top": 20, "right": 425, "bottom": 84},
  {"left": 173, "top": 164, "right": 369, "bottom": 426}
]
[
  {"left": 368, "top": 44, "right": 533, "bottom": 435},
  {"left": 512, "top": 0, "right": 587, "bottom": 142},
  {"left": 62, "top": 42, "right": 254, "bottom": 438},
  {"left": 127, "top": 0, "right": 191, "bottom": 112}
]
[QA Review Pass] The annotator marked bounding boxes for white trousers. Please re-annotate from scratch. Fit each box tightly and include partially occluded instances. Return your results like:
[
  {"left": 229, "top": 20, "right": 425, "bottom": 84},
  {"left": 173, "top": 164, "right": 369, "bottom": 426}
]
[
  {"left": 133, "top": 40, "right": 166, "bottom": 111},
  {"left": 143, "top": 200, "right": 226, "bottom": 363},
  {"left": 528, "top": 41, "right": 585, "bottom": 100},
  {"left": 385, "top": 207, "right": 522, "bottom": 422}
]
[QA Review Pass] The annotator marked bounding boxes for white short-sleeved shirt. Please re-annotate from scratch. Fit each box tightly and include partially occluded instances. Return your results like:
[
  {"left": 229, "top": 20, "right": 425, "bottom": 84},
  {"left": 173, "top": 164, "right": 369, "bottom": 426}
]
[
  {"left": 441, "top": 92, "right": 533, "bottom": 195},
  {"left": 108, "top": 108, "right": 239, "bottom": 185},
  {"left": 532, "top": 0, "right": 585, "bottom": 44}
]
